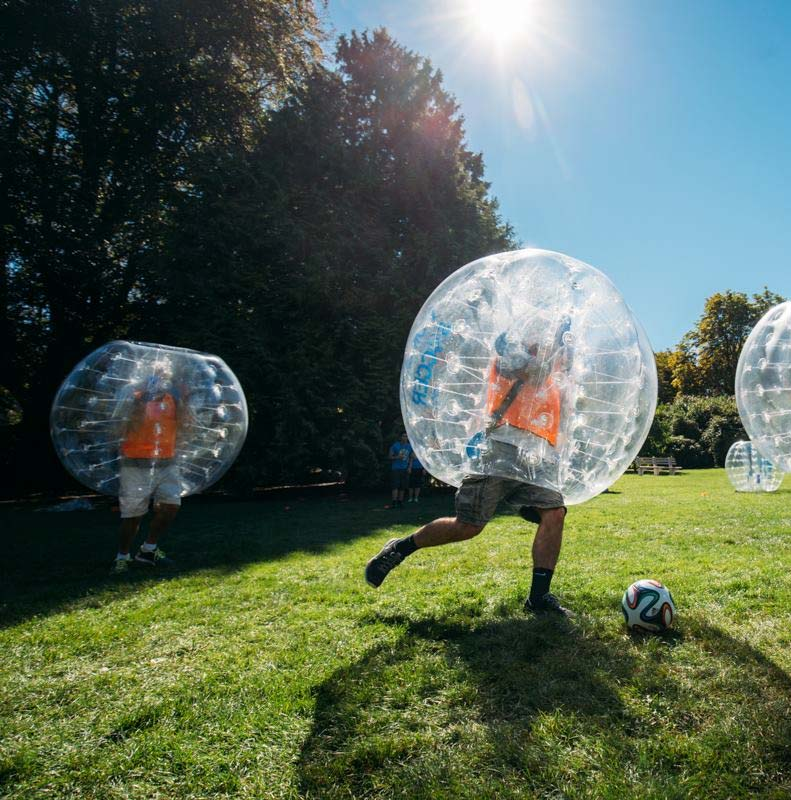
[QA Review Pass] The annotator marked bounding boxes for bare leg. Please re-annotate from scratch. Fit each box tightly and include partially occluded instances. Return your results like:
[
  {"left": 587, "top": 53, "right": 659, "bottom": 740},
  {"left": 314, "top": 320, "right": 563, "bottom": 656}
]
[
  {"left": 367, "top": 512, "right": 482, "bottom": 587},
  {"left": 144, "top": 502, "right": 179, "bottom": 546},
  {"left": 118, "top": 516, "right": 144, "bottom": 555},
  {"left": 413, "top": 516, "right": 485, "bottom": 548},
  {"left": 525, "top": 507, "right": 573, "bottom": 614},
  {"left": 532, "top": 508, "right": 565, "bottom": 570}
]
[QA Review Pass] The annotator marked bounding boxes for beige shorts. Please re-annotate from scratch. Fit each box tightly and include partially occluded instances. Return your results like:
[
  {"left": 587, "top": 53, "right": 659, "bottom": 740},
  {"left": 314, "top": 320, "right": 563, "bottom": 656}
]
[
  {"left": 119, "top": 459, "right": 182, "bottom": 518},
  {"left": 455, "top": 474, "right": 565, "bottom": 526}
]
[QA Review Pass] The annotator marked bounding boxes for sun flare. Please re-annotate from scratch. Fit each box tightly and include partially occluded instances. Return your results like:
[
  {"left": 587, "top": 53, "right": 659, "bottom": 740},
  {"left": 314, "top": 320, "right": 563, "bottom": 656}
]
[{"left": 464, "top": 0, "right": 534, "bottom": 48}]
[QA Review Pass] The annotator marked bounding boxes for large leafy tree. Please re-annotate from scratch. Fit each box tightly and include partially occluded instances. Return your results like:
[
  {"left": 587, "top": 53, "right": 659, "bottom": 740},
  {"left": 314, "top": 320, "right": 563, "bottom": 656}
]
[
  {"left": 654, "top": 350, "right": 677, "bottom": 404},
  {"left": 2, "top": 18, "right": 515, "bottom": 493},
  {"left": 1, "top": 0, "right": 322, "bottom": 490},
  {"left": 229, "top": 30, "right": 515, "bottom": 486},
  {"left": 157, "top": 29, "right": 515, "bottom": 488},
  {"left": 670, "top": 289, "right": 785, "bottom": 396}
]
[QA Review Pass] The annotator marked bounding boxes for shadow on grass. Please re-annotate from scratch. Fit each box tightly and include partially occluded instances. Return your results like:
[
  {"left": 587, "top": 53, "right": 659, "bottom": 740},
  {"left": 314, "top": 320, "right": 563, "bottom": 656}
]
[
  {"left": 296, "top": 610, "right": 791, "bottom": 799},
  {"left": 0, "top": 491, "right": 449, "bottom": 629}
]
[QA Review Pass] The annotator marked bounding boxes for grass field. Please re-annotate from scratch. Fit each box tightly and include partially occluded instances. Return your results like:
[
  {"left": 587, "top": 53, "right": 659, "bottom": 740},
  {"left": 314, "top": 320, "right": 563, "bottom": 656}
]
[{"left": 1, "top": 469, "right": 790, "bottom": 799}]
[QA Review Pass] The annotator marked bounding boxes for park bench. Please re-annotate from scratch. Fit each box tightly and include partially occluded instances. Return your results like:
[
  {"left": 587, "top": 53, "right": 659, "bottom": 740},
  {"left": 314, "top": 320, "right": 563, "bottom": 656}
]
[{"left": 633, "top": 456, "right": 679, "bottom": 476}]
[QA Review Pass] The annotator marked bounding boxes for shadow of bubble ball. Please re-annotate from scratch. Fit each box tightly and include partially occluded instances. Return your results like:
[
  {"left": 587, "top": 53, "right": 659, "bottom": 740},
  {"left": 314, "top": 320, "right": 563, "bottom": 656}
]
[
  {"left": 724, "top": 440, "right": 782, "bottom": 493},
  {"left": 400, "top": 249, "right": 658, "bottom": 505},
  {"left": 736, "top": 301, "right": 791, "bottom": 472},
  {"left": 50, "top": 341, "right": 248, "bottom": 496}
]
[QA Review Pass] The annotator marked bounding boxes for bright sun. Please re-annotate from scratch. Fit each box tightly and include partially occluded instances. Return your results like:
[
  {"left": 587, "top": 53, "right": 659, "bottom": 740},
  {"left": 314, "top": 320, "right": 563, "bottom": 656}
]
[{"left": 464, "top": 0, "right": 534, "bottom": 48}]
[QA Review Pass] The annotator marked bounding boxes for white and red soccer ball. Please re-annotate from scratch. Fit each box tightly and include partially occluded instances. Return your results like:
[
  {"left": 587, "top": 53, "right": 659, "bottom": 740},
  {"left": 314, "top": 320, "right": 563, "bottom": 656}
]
[{"left": 622, "top": 579, "right": 676, "bottom": 633}]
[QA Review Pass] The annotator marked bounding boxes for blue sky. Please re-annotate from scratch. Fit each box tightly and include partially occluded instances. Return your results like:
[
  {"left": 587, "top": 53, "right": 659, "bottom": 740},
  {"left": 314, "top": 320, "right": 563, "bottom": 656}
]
[{"left": 324, "top": 0, "right": 791, "bottom": 351}]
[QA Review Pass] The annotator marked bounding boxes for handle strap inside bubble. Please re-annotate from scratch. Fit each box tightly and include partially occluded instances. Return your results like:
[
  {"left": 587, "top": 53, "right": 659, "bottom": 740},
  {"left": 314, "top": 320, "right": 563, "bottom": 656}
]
[{"left": 486, "top": 372, "right": 524, "bottom": 431}]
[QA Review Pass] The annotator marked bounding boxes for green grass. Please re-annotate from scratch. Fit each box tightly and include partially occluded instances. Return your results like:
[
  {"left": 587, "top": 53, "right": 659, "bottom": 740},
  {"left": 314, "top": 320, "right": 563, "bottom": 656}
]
[{"left": 1, "top": 469, "right": 790, "bottom": 799}]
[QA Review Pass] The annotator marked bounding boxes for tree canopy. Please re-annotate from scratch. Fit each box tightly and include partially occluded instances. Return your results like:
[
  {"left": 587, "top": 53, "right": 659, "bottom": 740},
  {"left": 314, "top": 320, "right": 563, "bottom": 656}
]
[
  {"left": 2, "top": 11, "right": 514, "bottom": 493},
  {"left": 665, "top": 289, "right": 785, "bottom": 397}
]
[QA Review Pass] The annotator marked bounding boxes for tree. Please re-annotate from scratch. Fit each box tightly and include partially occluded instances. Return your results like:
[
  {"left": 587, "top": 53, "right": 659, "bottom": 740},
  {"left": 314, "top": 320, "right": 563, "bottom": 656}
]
[
  {"left": 667, "top": 342, "right": 706, "bottom": 397},
  {"left": 642, "top": 395, "right": 745, "bottom": 467},
  {"left": 655, "top": 350, "right": 677, "bottom": 404},
  {"left": 220, "top": 29, "right": 515, "bottom": 486},
  {"left": 1, "top": 0, "right": 323, "bottom": 491},
  {"left": 2, "top": 19, "right": 516, "bottom": 493},
  {"left": 670, "top": 289, "right": 785, "bottom": 397}
]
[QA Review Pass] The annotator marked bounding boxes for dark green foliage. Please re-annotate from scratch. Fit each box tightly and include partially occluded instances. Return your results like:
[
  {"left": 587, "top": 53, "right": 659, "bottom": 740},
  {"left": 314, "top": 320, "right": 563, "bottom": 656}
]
[
  {"left": 2, "top": 11, "right": 513, "bottom": 493},
  {"left": 226, "top": 30, "right": 514, "bottom": 487},
  {"left": 138, "top": 29, "right": 514, "bottom": 489},
  {"left": 1, "top": 0, "right": 323, "bottom": 492},
  {"left": 641, "top": 395, "right": 745, "bottom": 468}
]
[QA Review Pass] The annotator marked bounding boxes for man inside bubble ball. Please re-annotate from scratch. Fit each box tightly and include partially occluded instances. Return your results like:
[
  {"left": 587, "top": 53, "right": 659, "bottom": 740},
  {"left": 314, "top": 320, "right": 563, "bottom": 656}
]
[
  {"left": 365, "top": 318, "right": 572, "bottom": 617},
  {"left": 110, "top": 359, "right": 189, "bottom": 574}
]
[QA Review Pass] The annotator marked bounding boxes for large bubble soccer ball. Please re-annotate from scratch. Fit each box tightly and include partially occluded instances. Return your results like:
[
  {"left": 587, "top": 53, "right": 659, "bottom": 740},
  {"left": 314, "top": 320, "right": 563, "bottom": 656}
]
[
  {"left": 724, "top": 440, "right": 782, "bottom": 493},
  {"left": 621, "top": 579, "right": 676, "bottom": 633},
  {"left": 736, "top": 301, "right": 791, "bottom": 472},
  {"left": 400, "top": 249, "right": 657, "bottom": 505},
  {"left": 51, "top": 342, "right": 248, "bottom": 497}
]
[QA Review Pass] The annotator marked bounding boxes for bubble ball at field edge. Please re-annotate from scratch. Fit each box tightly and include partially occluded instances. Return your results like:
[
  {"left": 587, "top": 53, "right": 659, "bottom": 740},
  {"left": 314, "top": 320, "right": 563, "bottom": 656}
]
[
  {"left": 50, "top": 341, "right": 248, "bottom": 496},
  {"left": 399, "top": 248, "right": 658, "bottom": 505},
  {"left": 724, "top": 440, "right": 783, "bottom": 493},
  {"left": 736, "top": 301, "right": 791, "bottom": 472}
]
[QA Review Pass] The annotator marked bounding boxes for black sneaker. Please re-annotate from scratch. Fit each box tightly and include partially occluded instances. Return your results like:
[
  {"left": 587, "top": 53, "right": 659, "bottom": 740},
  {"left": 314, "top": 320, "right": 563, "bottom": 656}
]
[
  {"left": 134, "top": 547, "right": 173, "bottom": 567},
  {"left": 524, "top": 592, "right": 573, "bottom": 618},
  {"left": 365, "top": 538, "right": 405, "bottom": 588}
]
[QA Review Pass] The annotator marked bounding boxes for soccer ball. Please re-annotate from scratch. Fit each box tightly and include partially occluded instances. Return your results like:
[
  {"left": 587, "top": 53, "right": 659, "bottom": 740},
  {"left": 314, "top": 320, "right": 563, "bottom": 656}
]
[{"left": 621, "top": 579, "right": 676, "bottom": 633}]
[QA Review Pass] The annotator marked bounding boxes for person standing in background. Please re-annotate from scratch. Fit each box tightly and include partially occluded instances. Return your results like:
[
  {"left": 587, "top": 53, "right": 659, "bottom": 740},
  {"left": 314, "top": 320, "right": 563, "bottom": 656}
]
[
  {"left": 407, "top": 451, "right": 425, "bottom": 503},
  {"left": 388, "top": 432, "right": 412, "bottom": 508}
]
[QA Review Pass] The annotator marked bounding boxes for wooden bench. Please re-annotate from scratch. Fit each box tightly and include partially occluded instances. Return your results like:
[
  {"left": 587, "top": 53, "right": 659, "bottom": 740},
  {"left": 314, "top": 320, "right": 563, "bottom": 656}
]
[{"left": 634, "top": 456, "right": 679, "bottom": 476}]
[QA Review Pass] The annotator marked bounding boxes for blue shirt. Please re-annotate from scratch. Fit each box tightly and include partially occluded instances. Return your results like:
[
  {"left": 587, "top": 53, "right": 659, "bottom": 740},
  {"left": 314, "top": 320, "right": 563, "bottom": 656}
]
[{"left": 389, "top": 442, "right": 412, "bottom": 471}]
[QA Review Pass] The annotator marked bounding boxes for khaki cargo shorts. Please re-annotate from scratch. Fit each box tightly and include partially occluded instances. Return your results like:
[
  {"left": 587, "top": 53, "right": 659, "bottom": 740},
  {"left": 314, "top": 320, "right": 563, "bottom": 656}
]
[{"left": 455, "top": 474, "right": 566, "bottom": 526}]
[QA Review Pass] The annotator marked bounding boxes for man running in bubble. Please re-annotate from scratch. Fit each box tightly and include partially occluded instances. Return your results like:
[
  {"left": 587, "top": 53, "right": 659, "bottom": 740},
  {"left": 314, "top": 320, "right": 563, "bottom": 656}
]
[{"left": 365, "top": 319, "right": 572, "bottom": 617}]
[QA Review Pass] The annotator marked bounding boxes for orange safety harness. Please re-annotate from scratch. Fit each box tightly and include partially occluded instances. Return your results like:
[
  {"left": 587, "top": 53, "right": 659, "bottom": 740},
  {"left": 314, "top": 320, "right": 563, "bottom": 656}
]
[
  {"left": 121, "top": 393, "right": 178, "bottom": 459},
  {"left": 485, "top": 361, "right": 561, "bottom": 447}
]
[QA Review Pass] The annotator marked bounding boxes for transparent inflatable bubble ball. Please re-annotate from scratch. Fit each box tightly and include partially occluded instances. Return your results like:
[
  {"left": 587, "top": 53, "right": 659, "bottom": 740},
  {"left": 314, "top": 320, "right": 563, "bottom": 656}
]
[
  {"left": 400, "top": 249, "right": 657, "bottom": 505},
  {"left": 725, "top": 440, "right": 783, "bottom": 493},
  {"left": 736, "top": 301, "right": 791, "bottom": 472},
  {"left": 50, "top": 341, "right": 248, "bottom": 496}
]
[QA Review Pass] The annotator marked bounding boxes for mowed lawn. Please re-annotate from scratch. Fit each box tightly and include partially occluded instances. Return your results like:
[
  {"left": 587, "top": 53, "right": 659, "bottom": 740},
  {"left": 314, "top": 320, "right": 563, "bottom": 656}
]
[{"left": 1, "top": 470, "right": 790, "bottom": 800}]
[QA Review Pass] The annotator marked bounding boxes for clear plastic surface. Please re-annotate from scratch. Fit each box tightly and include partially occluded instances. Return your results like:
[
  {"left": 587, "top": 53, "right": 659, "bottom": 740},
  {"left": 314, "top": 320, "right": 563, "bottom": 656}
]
[
  {"left": 51, "top": 341, "right": 248, "bottom": 496},
  {"left": 736, "top": 301, "right": 791, "bottom": 472},
  {"left": 724, "top": 440, "right": 782, "bottom": 492},
  {"left": 400, "top": 249, "right": 657, "bottom": 505}
]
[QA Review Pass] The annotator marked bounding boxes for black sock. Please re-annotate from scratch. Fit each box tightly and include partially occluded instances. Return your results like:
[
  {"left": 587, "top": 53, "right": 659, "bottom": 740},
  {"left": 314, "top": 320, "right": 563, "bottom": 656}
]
[
  {"left": 394, "top": 535, "right": 418, "bottom": 557},
  {"left": 530, "top": 567, "right": 554, "bottom": 600}
]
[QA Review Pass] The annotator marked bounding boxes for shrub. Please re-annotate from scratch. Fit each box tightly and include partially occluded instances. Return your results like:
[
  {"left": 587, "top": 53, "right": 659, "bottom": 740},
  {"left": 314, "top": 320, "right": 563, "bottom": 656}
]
[{"left": 640, "top": 395, "right": 745, "bottom": 468}]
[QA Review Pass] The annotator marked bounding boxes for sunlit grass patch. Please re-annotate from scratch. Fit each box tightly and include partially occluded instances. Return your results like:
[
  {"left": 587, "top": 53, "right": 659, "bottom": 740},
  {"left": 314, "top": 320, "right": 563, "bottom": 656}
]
[{"left": 1, "top": 470, "right": 790, "bottom": 798}]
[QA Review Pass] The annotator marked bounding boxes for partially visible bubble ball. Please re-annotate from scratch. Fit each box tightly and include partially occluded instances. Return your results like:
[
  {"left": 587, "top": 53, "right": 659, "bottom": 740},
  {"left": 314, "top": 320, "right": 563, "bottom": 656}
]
[
  {"left": 400, "top": 249, "right": 657, "bottom": 504},
  {"left": 724, "top": 440, "right": 783, "bottom": 493},
  {"left": 50, "top": 341, "right": 248, "bottom": 496},
  {"left": 736, "top": 301, "right": 791, "bottom": 471}
]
